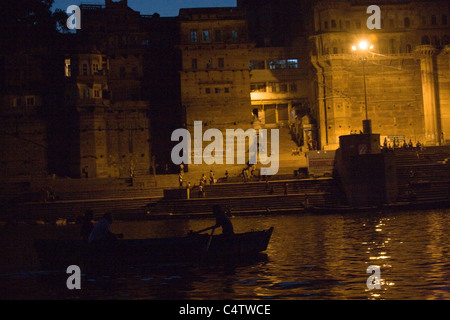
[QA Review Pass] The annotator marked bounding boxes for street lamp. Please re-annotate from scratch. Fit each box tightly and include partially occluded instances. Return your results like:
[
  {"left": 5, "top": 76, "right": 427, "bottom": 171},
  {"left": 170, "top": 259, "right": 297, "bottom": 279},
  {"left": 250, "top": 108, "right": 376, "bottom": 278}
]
[{"left": 352, "top": 41, "right": 374, "bottom": 134}]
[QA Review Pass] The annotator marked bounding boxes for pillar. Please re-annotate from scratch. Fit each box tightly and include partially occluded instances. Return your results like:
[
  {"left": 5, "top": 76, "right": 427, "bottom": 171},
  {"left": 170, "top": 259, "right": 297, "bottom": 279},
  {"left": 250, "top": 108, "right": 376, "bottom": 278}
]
[{"left": 416, "top": 45, "right": 440, "bottom": 146}]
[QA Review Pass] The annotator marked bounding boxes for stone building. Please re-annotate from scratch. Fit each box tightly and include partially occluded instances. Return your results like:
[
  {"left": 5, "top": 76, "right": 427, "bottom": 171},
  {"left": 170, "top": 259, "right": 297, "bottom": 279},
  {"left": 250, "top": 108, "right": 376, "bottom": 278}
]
[
  {"left": 310, "top": 0, "right": 450, "bottom": 149},
  {"left": 179, "top": 7, "right": 254, "bottom": 132},
  {"left": 2, "top": 0, "right": 449, "bottom": 183},
  {"left": 63, "top": 0, "right": 182, "bottom": 178},
  {"left": 178, "top": 4, "right": 319, "bottom": 161}
]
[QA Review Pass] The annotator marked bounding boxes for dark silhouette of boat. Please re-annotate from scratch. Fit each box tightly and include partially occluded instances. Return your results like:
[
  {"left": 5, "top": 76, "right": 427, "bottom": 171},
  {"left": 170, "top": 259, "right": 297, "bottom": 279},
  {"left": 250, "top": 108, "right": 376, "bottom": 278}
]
[{"left": 34, "top": 227, "right": 274, "bottom": 270}]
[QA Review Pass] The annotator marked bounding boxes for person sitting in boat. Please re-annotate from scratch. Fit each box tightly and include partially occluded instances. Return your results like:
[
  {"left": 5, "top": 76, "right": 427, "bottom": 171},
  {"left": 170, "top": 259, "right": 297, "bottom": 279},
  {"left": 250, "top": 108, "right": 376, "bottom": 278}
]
[
  {"left": 195, "top": 205, "right": 234, "bottom": 236},
  {"left": 88, "top": 212, "right": 123, "bottom": 244},
  {"left": 80, "top": 209, "right": 94, "bottom": 243}
]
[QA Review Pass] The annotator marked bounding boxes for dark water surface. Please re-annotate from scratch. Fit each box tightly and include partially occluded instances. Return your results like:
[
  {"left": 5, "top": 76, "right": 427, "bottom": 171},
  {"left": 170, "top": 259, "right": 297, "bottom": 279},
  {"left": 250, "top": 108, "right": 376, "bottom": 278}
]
[{"left": 0, "top": 209, "right": 449, "bottom": 300}]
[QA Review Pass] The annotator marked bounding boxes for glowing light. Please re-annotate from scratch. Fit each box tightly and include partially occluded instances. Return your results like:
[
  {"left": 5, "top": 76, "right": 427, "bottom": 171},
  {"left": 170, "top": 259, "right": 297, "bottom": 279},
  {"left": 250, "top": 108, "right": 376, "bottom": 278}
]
[
  {"left": 352, "top": 45, "right": 357, "bottom": 51},
  {"left": 358, "top": 41, "right": 369, "bottom": 50}
]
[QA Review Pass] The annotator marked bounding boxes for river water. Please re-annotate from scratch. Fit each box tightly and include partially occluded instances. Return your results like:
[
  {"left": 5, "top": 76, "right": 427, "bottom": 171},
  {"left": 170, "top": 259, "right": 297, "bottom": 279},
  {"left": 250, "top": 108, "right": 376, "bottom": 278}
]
[{"left": 0, "top": 208, "right": 449, "bottom": 300}]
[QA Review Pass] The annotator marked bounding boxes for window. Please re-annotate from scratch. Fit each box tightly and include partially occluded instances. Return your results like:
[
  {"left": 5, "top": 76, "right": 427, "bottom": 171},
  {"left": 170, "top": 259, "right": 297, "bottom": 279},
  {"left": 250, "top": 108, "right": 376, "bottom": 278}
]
[
  {"left": 355, "top": 20, "right": 361, "bottom": 29},
  {"left": 331, "top": 20, "right": 337, "bottom": 28},
  {"left": 345, "top": 20, "right": 350, "bottom": 29},
  {"left": 224, "top": 87, "right": 230, "bottom": 93},
  {"left": 250, "top": 82, "right": 266, "bottom": 92},
  {"left": 94, "top": 90, "right": 100, "bottom": 98},
  {"left": 324, "top": 21, "right": 328, "bottom": 29},
  {"left": 231, "top": 30, "right": 238, "bottom": 41},
  {"left": 268, "top": 59, "right": 286, "bottom": 70},
  {"left": 289, "top": 83, "right": 297, "bottom": 92},
  {"left": 214, "top": 30, "right": 222, "bottom": 42},
  {"left": 191, "top": 58, "right": 197, "bottom": 69},
  {"left": 206, "top": 59, "right": 212, "bottom": 69},
  {"left": 422, "top": 16, "right": 426, "bottom": 25},
  {"left": 93, "top": 63, "right": 99, "bottom": 73},
  {"left": 389, "top": 19, "right": 394, "bottom": 28},
  {"left": 82, "top": 63, "right": 88, "bottom": 76},
  {"left": 406, "top": 44, "right": 412, "bottom": 53},
  {"left": 215, "top": 88, "right": 220, "bottom": 94},
  {"left": 279, "top": 84, "right": 288, "bottom": 93},
  {"left": 65, "top": 59, "right": 71, "bottom": 77},
  {"left": 287, "top": 59, "right": 298, "bottom": 69},
  {"left": 268, "top": 82, "right": 278, "bottom": 93},
  {"left": 250, "top": 60, "right": 265, "bottom": 70},
  {"left": 202, "top": 30, "right": 210, "bottom": 42},
  {"left": 431, "top": 15, "right": 437, "bottom": 25},
  {"left": 333, "top": 47, "right": 338, "bottom": 54},
  {"left": 190, "top": 30, "right": 198, "bottom": 43},
  {"left": 442, "top": 15, "right": 447, "bottom": 25},
  {"left": 26, "top": 96, "right": 35, "bottom": 106},
  {"left": 11, "top": 97, "right": 18, "bottom": 107},
  {"left": 404, "top": 17, "right": 410, "bottom": 28},
  {"left": 218, "top": 58, "right": 224, "bottom": 68},
  {"left": 205, "top": 88, "right": 211, "bottom": 94},
  {"left": 84, "top": 89, "right": 90, "bottom": 99}
]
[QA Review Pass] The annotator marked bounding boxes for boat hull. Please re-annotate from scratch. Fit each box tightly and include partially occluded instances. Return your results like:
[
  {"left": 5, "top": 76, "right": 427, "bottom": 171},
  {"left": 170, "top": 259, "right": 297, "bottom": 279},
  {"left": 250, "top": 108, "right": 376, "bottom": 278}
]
[{"left": 34, "top": 227, "right": 274, "bottom": 270}]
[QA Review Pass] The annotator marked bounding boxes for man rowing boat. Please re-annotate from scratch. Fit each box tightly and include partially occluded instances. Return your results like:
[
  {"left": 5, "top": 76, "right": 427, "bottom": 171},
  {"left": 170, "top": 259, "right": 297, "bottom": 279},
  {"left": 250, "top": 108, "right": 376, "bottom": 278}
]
[
  {"left": 195, "top": 204, "right": 234, "bottom": 236},
  {"left": 88, "top": 212, "right": 123, "bottom": 244}
]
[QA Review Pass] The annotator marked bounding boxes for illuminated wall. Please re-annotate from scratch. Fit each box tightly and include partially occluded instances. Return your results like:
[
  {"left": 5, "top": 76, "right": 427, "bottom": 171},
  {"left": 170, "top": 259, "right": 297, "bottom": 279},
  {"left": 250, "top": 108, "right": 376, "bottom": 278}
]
[
  {"left": 310, "top": 0, "right": 450, "bottom": 149},
  {"left": 179, "top": 8, "right": 254, "bottom": 133}
]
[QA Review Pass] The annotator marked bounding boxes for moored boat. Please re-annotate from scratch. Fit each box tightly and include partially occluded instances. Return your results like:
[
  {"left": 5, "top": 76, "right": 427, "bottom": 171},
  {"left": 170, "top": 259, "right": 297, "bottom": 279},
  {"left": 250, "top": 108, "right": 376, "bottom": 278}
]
[{"left": 34, "top": 227, "right": 274, "bottom": 270}]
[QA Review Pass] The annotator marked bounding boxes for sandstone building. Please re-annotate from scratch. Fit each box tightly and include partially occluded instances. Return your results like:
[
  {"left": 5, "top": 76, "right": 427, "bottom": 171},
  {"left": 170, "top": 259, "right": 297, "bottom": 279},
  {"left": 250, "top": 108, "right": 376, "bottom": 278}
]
[
  {"left": 1, "top": 0, "right": 448, "bottom": 182},
  {"left": 310, "top": 0, "right": 449, "bottom": 149}
]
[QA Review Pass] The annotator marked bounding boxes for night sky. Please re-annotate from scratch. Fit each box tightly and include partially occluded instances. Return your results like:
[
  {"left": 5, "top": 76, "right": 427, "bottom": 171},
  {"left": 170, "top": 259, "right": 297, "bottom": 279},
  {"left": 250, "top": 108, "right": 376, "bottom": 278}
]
[{"left": 52, "top": 0, "right": 237, "bottom": 17}]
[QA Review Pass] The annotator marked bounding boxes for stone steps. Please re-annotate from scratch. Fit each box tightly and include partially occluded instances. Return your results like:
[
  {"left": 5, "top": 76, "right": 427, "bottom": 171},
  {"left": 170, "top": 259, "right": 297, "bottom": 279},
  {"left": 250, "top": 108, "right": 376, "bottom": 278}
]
[
  {"left": 150, "top": 193, "right": 337, "bottom": 216},
  {"left": 394, "top": 146, "right": 450, "bottom": 203}
]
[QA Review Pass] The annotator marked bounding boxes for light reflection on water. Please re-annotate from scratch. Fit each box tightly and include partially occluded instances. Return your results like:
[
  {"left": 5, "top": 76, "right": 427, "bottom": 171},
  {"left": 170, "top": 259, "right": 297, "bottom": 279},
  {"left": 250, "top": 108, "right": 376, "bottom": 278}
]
[{"left": 0, "top": 209, "right": 449, "bottom": 300}]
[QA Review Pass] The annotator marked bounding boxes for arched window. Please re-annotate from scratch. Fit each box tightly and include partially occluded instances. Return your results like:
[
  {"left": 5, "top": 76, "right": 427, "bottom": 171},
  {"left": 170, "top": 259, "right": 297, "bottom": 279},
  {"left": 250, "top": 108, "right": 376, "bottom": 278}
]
[
  {"left": 404, "top": 17, "right": 410, "bottom": 28},
  {"left": 421, "top": 36, "right": 430, "bottom": 45},
  {"left": 442, "top": 15, "right": 447, "bottom": 25},
  {"left": 406, "top": 44, "right": 412, "bottom": 53}
]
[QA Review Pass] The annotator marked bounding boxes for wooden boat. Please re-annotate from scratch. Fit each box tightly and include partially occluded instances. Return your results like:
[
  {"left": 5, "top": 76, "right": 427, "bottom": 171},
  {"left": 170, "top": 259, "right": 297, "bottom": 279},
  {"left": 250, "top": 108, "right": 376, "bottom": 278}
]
[{"left": 34, "top": 227, "right": 274, "bottom": 270}]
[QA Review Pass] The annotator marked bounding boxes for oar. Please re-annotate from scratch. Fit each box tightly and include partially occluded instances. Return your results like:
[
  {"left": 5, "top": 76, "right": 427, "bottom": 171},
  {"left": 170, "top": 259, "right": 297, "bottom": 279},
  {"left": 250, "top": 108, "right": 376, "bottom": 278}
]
[{"left": 205, "top": 227, "right": 216, "bottom": 252}]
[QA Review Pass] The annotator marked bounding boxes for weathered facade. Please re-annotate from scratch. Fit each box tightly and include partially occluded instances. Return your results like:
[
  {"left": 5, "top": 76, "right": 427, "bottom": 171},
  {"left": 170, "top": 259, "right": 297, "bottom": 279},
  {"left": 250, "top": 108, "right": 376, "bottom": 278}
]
[
  {"left": 310, "top": 0, "right": 450, "bottom": 149},
  {"left": 1, "top": 0, "right": 449, "bottom": 182},
  {"left": 63, "top": 0, "right": 181, "bottom": 178},
  {"left": 179, "top": 7, "right": 254, "bottom": 132}
]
